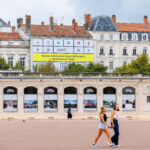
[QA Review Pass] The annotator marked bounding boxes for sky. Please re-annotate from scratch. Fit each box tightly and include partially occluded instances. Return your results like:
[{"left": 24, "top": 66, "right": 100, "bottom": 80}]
[{"left": 0, "top": 0, "right": 150, "bottom": 26}]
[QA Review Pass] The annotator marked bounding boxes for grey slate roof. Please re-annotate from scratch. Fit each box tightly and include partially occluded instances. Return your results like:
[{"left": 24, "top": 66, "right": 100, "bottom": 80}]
[
  {"left": 0, "top": 18, "right": 9, "bottom": 27},
  {"left": 89, "top": 16, "right": 118, "bottom": 32}
]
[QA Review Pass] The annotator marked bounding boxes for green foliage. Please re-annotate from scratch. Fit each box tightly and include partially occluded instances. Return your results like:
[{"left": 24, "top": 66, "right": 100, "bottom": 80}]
[
  {"left": 12, "top": 61, "right": 25, "bottom": 71},
  {"left": 0, "top": 57, "right": 10, "bottom": 70},
  {"left": 38, "top": 61, "right": 56, "bottom": 73},
  {"left": 63, "top": 62, "right": 108, "bottom": 73},
  {"left": 114, "top": 54, "right": 150, "bottom": 73},
  {"left": 84, "top": 62, "right": 108, "bottom": 73},
  {"left": 63, "top": 62, "right": 84, "bottom": 73}
]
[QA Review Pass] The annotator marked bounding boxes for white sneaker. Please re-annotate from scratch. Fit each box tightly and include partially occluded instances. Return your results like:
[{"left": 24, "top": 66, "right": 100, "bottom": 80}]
[
  {"left": 93, "top": 144, "right": 98, "bottom": 148},
  {"left": 115, "top": 145, "right": 121, "bottom": 147},
  {"left": 110, "top": 144, "right": 115, "bottom": 148}
]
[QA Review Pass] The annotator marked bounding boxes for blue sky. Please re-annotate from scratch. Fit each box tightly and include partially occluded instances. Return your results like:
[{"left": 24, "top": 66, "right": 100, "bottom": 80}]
[{"left": 0, "top": 0, "right": 150, "bottom": 26}]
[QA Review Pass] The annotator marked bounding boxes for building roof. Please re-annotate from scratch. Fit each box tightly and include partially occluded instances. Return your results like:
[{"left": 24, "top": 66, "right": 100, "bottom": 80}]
[
  {"left": 0, "top": 32, "right": 23, "bottom": 41},
  {"left": 0, "top": 18, "right": 10, "bottom": 27},
  {"left": 116, "top": 23, "right": 150, "bottom": 32},
  {"left": 90, "top": 16, "right": 118, "bottom": 32},
  {"left": 29, "top": 24, "right": 92, "bottom": 38}
]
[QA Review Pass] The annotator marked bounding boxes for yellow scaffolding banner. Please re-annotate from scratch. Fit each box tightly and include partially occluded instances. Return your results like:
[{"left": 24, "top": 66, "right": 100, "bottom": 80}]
[{"left": 33, "top": 53, "right": 94, "bottom": 62}]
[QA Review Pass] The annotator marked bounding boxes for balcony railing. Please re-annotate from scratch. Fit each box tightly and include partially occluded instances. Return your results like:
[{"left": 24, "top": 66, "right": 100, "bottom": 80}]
[{"left": 0, "top": 71, "right": 150, "bottom": 79}]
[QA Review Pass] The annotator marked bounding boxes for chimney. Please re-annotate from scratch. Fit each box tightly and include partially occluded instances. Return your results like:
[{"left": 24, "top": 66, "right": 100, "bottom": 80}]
[
  {"left": 72, "top": 19, "right": 78, "bottom": 31},
  {"left": 25, "top": 15, "right": 31, "bottom": 33},
  {"left": 144, "top": 16, "right": 148, "bottom": 27},
  {"left": 17, "top": 18, "right": 23, "bottom": 28},
  {"left": 8, "top": 21, "right": 11, "bottom": 26},
  {"left": 49, "top": 16, "right": 54, "bottom": 32},
  {"left": 84, "top": 14, "right": 91, "bottom": 31},
  {"left": 41, "top": 21, "right": 44, "bottom": 26},
  {"left": 112, "top": 15, "right": 116, "bottom": 24},
  {"left": 12, "top": 26, "right": 16, "bottom": 32}
]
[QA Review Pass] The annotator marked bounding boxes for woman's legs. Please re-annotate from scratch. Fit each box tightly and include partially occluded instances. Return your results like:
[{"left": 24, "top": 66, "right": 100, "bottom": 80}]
[
  {"left": 94, "top": 129, "right": 104, "bottom": 144},
  {"left": 104, "top": 128, "right": 112, "bottom": 144},
  {"left": 111, "top": 120, "right": 119, "bottom": 145}
]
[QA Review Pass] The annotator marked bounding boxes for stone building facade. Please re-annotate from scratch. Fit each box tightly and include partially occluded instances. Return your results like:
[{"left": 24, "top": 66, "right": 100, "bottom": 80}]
[
  {"left": 89, "top": 15, "right": 150, "bottom": 72},
  {"left": 0, "top": 73, "right": 150, "bottom": 120},
  {"left": 0, "top": 18, "right": 30, "bottom": 70}
]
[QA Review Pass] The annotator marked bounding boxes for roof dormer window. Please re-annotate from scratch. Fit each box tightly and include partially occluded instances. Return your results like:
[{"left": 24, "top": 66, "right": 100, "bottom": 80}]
[
  {"left": 142, "top": 34, "right": 148, "bottom": 41},
  {"left": 132, "top": 33, "right": 138, "bottom": 41},
  {"left": 122, "top": 33, "right": 128, "bottom": 41}
]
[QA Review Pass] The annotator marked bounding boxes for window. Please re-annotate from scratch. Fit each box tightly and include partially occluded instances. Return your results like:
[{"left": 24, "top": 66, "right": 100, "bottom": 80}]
[
  {"left": 123, "top": 62, "right": 126, "bottom": 65},
  {"left": 20, "top": 42, "right": 25, "bottom": 46},
  {"left": 8, "top": 42, "right": 14, "bottom": 46},
  {"left": 143, "top": 47, "right": 147, "bottom": 54},
  {"left": 100, "top": 61, "right": 104, "bottom": 66},
  {"left": 0, "top": 22, "right": 3, "bottom": 26},
  {"left": 109, "top": 47, "right": 114, "bottom": 55},
  {"left": 123, "top": 47, "right": 127, "bottom": 55},
  {"left": 147, "top": 96, "right": 150, "bottom": 103},
  {"left": 110, "top": 34, "right": 113, "bottom": 40},
  {"left": 133, "top": 47, "right": 136, "bottom": 55},
  {"left": 99, "top": 47, "right": 104, "bottom": 55},
  {"left": 123, "top": 34, "right": 127, "bottom": 41},
  {"left": 132, "top": 34, "right": 137, "bottom": 41},
  {"left": 109, "top": 62, "right": 113, "bottom": 70},
  {"left": 20, "top": 56, "right": 25, "bottom": 67},
  {"left": 100, "top": 34, "right": 104, "bottom": 40},
  {"left": 143, "top": 35, "right": 147, "bottom": 41},
  {"left": 8, "top": 56, "right": 13, "bottom": 66}
]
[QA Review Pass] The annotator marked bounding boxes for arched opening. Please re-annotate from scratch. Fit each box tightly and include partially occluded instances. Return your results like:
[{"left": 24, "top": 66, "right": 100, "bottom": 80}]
[
  {"left": 24, "top": 87, "right": 38, "bottom": 112},
  {"left": 64, "top": 87, "right": 77, "bottom": 110},
  {"left": 44, "top": 87, "right": 58, "bottom": 111},
  {"left": 3, "top": 87, "right": 17, "bottom": 112},
  {"left": 84, "top": 87, "right": 97, "bottom": 110},
  {"left": 122, "top": 87, "right": 136, "bottom": 111},
  {"left": 103, "top": 87, "right": 116, "bottom": 110}
]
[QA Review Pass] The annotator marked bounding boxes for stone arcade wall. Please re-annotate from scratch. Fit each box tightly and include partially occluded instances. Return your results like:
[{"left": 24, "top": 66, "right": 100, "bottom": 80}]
[{"left": 0, "top": 72, "right": 150, "bottom": 120}]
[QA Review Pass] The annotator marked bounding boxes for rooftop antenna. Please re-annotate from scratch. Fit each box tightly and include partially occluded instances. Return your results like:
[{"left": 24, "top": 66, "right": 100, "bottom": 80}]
[{"left": 62, "top": 16, "right": 64, "bottom": 24}]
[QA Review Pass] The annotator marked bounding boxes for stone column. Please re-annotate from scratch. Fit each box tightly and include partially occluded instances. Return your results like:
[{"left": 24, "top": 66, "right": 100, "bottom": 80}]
[
  {"left": 18, "top": 86, "right": 24, "bottom": 115},
  {"left": 58, "top": 84, "right": 64, "bottom": 115},
  {"left": 117, "top": 85, "right": 122, "bottom": 112},
  {"left": 97, "top": 86, "right": 102, "bottom": 112},
  {"left": 78, "top": 85, "right": 83, "bottom": 114},
  {"left": 38, "top": 86, "right": 44, "bottom": 115}
]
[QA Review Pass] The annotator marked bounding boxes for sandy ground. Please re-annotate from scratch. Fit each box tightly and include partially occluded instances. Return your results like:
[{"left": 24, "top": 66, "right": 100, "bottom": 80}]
[{"left": 0, "top": 119, "right": 149, "bottom": 150}]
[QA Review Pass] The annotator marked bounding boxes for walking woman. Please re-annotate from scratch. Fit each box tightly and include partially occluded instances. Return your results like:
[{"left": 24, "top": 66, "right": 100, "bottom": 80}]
[
  {"left": 111, "top": 104, "right": 120, "bottom": 147},
  {"left": 93, "top": 107, "right": 115, "bottom": 148}
]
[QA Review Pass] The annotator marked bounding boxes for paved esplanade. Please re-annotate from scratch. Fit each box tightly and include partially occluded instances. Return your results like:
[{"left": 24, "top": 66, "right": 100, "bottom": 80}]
[{"left": 0, "top": 119, "right": 149, "bottom": 150}]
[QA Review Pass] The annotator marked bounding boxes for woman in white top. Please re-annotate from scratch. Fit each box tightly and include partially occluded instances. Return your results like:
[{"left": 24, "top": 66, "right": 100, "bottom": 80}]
[{"left": 111, "top": 104, "right": 120, "bottom": 147}]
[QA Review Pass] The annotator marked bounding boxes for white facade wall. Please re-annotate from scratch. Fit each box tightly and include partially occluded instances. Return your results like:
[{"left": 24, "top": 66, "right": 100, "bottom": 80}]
[{"left": 90, "top": 31, "right": 150, "bottom": 72}]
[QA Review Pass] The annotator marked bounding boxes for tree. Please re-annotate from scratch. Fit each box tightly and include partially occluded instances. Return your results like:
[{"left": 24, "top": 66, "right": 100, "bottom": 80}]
[
  {"left": 114, "top": 54, "right": 150, "bottom": 73},
  {"left": 38, "top": 61, "right": 56, "bottom": 73},
  {"left": 0, "top": 58, "right": 10, "bottom": 70},
  {"left": 12, "top": 61, "right": 25, "bottom": 71},
  {"left": 63, "top": 63, "right": 84, "bottom": 73},
  {"left": 63, "top": 62, "right": 107, "bottom": 73},
  {"left": 84, "top": 62, "right": 108, "bottom": 73}
]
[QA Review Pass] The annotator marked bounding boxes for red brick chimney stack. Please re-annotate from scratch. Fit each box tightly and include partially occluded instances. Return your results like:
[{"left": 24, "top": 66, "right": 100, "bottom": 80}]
[
  {"left": 72, "top": 19, "right": 78, "bottom": 31},
  {"left": 144, "top": 16, "right": 148, "bottom": 27},
  {"left": 41, "top": 22, "right": 44, "bottom": 26},
  {"left": 112, "top": 15, "right": 116, "bottom": 24},
  {"left": 84, "top": 14, "right": 91, "bottom": 31},
  {"left": 17, "top": 18, "right": 23, "bottom": 29},
  {"left": 50, "top": 16, "right": 54, "bottom": 32},
  {"left": 25, "top": 15, "right": 31, "bottom": 33},
  {"left": 12, "top": 26, "right": 16, "bottom": 32}
]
